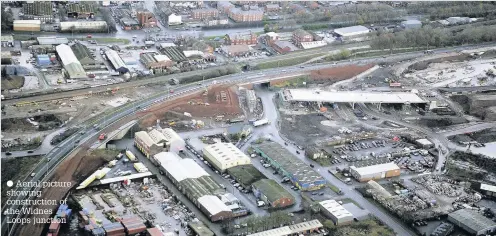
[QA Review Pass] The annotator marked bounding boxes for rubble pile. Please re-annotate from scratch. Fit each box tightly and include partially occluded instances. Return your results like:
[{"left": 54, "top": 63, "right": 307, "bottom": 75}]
[{"left": 411, "top": 175, "right": 463, "bottom": 197}]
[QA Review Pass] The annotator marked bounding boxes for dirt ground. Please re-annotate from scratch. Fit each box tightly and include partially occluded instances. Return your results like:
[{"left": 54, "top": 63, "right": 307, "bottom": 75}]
[
  {"left": 1, "top": 114, "right": 69, "bottom": 132},
  {"left": 140, "top": 85, "right": 242, "bottom": 127},
  {"left": 17, "top": 149, "right": 117, "bottom": 236},
  {"left": 310, "top": 64, "right": 374, "bottom": 81}
]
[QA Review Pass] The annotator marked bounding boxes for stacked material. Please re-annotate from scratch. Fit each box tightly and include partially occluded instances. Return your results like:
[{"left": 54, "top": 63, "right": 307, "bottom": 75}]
[
  {"left": 119, "top": 216, "right": 147, "bottom": 235},
  {"left": 146, "top": 227, "right": 164, "bottom": 236},
  {"left": 134, "top": 163, "right": 149, "bottom": 173},
  {"left": 48, "top": 221, "right": 61, "bottom": 236},
  {"left": 103, "top": 222, "right": 126, "bottom": 236}
]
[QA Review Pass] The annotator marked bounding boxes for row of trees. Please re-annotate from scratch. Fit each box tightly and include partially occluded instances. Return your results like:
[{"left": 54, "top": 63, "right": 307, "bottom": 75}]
[
  {"left": 99, "top": 7, "right": 117, "bottom": 33},
  {"left": 1, "top": 6, "right": 14, "bottom": 31},
  {"left": 371, "top": 24, "right": 496, "bottom": 51},
  {"left": 405, "top": 2, "right": 496, "bottom": 20}
]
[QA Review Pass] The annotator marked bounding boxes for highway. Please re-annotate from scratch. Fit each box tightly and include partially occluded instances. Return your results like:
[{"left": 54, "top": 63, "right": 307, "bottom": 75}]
[{"left": 2, "top": 42, "right": 495, "bottom": 235}]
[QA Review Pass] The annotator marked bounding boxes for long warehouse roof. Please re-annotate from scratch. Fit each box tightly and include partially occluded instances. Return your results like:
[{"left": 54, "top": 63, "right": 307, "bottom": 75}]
[
  {"left": 282, "top": 89, "right": 427, "bottom": 104},
  {"left": 198, "top": 195, "right": 232, "bottom": 216},
  {"left": 350, "top": 162, "right": 400, "bottom": 176}
]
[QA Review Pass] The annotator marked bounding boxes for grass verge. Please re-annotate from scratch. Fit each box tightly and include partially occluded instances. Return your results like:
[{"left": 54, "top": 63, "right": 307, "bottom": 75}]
[
  {"left": 255, "top": 53, "right": 326, "bottom": 70},
  {"left": 1, "top": 155, "right": 44, "bottom": 207}
]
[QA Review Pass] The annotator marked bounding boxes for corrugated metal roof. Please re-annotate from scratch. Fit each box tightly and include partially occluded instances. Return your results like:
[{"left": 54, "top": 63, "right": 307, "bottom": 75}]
[
  {"left": 153, "top": 152, "right": 181, "bottom": 165},
  {"left": 350, "top": 162, "right": 400, "bottom": 176},
  {"left": 448, "top": 209, "right": 496, "bottom": 233},
  {"left": 162, "top": 128, "right": 183, "bottom": 142},
  {"left": 14, "top": 20, "right": 41, "bottom": 25},
  {"left": 162, "top": 157, "right": 209, "bottom": 182},
  {"left": 197, "top": 195, "right": 231, "bottom": 215},
  {"left": 135, "top": 131, "right": 156, "bottom": 147},
  {"left": 248, "top": 220, "right": 322, "bottom": 236},
  {"left": 203, "top": 142, "right": 250, "bottom": 166},
  {"left": 319, "top": 200, "right": 353, "bottom": 219},
  {"left": 37, "top": 37, "right": 69, "bottom": 45},
  {"left": 105, "top": 49, "right": 127, "bottom": 70},
  {"left": 149, "top": 129, "right": 167, "bottom": 143},
  {"left": 334, "top": 25, "right": 370, "bottom": 37},
  {"left": 480, "top": 183, "right": 496, "bottom": 193},
  {"left": 56, "top": 44, "right": 79, "bottom": 65}
]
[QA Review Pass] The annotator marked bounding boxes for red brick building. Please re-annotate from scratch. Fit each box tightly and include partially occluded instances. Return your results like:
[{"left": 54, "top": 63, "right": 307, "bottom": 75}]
[
  {"left": 229, "top": 8, "right": 264, "bottom": 22},
  {"left": 191, "top": 8, "right": 219, "bottom": 20},
  {"left": 271, "top": 40, "right": 298, "bottom": 54},
  {"left": 137, "top": 11, "right": 158, "bottom": 28},
  {"left": 225, "top": 32, "right": 258, "bottom": 45},
  {"left": 292, "top": 29, "right": 314, "bottom": 47},
  {"left": 265, "top": 4, "right": 280, "bottom": 12}
]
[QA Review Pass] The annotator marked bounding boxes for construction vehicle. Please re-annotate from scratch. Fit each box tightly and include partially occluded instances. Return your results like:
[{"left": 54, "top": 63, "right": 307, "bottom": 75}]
[
  {"left": 168, "top": 121, "right": 176, "bottom": 126},
  {"left": 57, "top": 79, "right": 63, "bottom": 84}
]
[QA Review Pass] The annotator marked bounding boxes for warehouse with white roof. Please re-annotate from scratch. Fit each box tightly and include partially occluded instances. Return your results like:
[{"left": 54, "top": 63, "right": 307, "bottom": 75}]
[
  {"left": 156, "top": 151, "right": 233, "bottom": 222},
  {"left": 162, "top": 128, "right": 186, "bottom": 153},
  {"left": 319, "top": 200, "right": 354, "bottom": 225},
  {"left": 197, "top": 195, "right": 233, "bottom": 222},
  {"left": 350, "top": 162, "right": 401, "bottom": 182},
  {"left": 334, "top": 25, "right": 370, "bottom": 39},
  {"left": 247, "top": 219, "right": 323, "bottom": 236},
  {"left": 203, "top": 142, "right": 251, "bottom": 172},
  {"left": 56, "top": 44, "right": 87, "bottom": 79},
  {"left": 105, "top": 49, "right": 128, "bottom": 73}
]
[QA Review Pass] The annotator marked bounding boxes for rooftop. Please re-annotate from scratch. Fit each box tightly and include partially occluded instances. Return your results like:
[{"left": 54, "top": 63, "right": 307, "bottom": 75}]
[
  {"left": 203, "top": 142, "right": 250, "bottom": 164},
  {"left": 319, "top": 200, "right": 353, "bottom": 219},
  {"left": 248, "top": 220, "right": 322, "bottom": 236},
  {"left": 227, "top": 165, "right": 265, "bottom": 187},
  {"left": 282, "top": 89, "right": 427, "bottom": 104},
  {"left": 480, "top": 183, "right": 496, "bottom": 193},
  {"left": 181, "top": 176, "right": 224, "bottom": 200},
  {"left": 222, "top": 45, "right": 251, "bottom": 54},
  {"left": 448, "top": 209, "right": 496, "bottom": 233},
  {"left": 255, "top": 142, "right": 324, "bottom": 185},
  {"left": 350, "top": 162, "right": 400, "bottom": 176},
  {"left": 272, "top": 40, "right": 298, "bottom": 51},
  {"left": 252, "top": 179, "right": 294, "bottom": 204},
  {"left": 67, "top": 2, "right": 97, "bottom": 13},
  {"left": 163, "top": 158, "right": 209, "bottom": 182},
  {"left": 197, "top": 195, "right": 231, "bottom": 215},
  {"left": 334, "top": 25, "right": 370, "bottom": 37},
  {"left": 188, "top": 221, "right": 215, "bottom": 236},
  {"left": 71, "top": 43, "right": 94, "bottom": 61}
]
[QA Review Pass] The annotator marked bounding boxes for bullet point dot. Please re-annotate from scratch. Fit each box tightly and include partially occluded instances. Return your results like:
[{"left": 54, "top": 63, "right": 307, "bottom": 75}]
[{"left": 7, "top": 180, "right": 13, "bottom": 187}]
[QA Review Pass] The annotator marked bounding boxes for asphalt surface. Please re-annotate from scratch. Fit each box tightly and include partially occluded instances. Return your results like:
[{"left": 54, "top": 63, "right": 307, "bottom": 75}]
[
  {"left": 1, "top": 128, "right": 64, "bottom": 158},
  {"left": 3, "top": 43, "right": 495, "bottom": 235}
]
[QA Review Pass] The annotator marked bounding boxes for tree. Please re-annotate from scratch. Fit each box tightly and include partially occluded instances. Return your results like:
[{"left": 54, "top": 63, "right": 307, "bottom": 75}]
[
  {"left": 1, "top": 6, "right": 14, "bottom": 31},
  {"left": 263, "top": 24, "right": 270, "bottom": 33}
]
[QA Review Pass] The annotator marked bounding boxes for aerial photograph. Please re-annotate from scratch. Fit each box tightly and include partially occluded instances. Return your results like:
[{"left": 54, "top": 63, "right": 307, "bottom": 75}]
[{"left": 1, "top": 1, "right": 496, "bottom": 236}]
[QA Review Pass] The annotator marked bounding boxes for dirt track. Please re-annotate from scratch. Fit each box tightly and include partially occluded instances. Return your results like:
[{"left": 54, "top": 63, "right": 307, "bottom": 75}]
[{"left": 310, "top": 64, "right": 374, "bottom": 81}]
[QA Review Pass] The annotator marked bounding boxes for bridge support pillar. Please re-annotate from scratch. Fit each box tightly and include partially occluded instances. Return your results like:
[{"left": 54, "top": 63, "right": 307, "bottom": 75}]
[{"left": 351, "top": 102, "right": 355, "bottom": 109}]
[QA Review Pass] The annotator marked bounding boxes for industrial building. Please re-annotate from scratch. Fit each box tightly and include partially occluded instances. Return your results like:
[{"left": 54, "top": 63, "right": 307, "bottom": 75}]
[
  {"left": 221, "top": 45, "right": 252, "bottom": 57},
  {"left": 474, "top": 183, "right": 496, "bottom": 197},
  {"left": 334, "top": 25, "right": 370, "bottom": 39},
  {"left": 71, "top": 43, "right": 96, "bottom": 65},
  {"left": 415, "top": 138, "right": 434, "bottom": 149},
  {"left": 20, "top": 1, "right": 53, "bottom": 22},
  {"left": 13, "top": 20, "right": 41, "bottom": 32},
  {"left": 37, "top": 37, "right": 69, "bottom": 45},
  {"left": 55, "top": 44, "right": 87, "bottom": 79},
  {"left": 271, "top": 40, "right": 298, "bottom": 54},
  {"left": 1, "top": 35, "right": 14, "bottom": 47},
  {"left": 59, "top": 21, "right": 108, "bottom": 32},
  {"left": 292, "top": 29, "right": 314, "bottom": 47},
  {"left": 447, "top": 209, "right": 496, "bottom": 235},
  {"left": 247, "top": 220, "right": 323, "bottom": 236},
  {"left": 105, "top": 49, "right": 128, "bottom": 73},
  {"left": 1, "top": 52, "right": 13, "bottom": 65},
  {"left": 254, "top": 142, "right": 326, "bottom": 191},
  {"left": 168, "top": 14, "right": 182, "bottom": 26},
  {"left": 66, "top": 2, "right": 96, "bottom": 19},
  {"left": 319, "top": 200, "right": 354, "bottom": 225},
  {"left": 139, "top": 52, "right": 173, "bottom": 71},
  {"left": 134, "top": 128, "right": 184, "bottom": 157},
  {"left": 225, "top": 32, "right": 258, "bottom": 45},
  {"left": 36, "top": 54, "right": 51, "bottom": 66},
  {"left": 162, "top": 128, "right": 185, "bottom": 153},
  {"left": 137, "top": 11, "right": 158, "bottom": 28},
  {"left": 203, "top": 142, "right": 251, "bottom": 172},
  {"left": 157, "top": 152, "right": 233, "bottom": 222},
  {"left": 281, "top": 89, "right": 427, "bottom": 108},
  {"left": 252, "top": 179, "right": 295, "bottom": 208},
  {"left": 401, "top": 20, "right": 422, "bottom": 29},
  {"left": 120, "top": 17, "right": 141, "bottom": 30},
  {"left": 350, "top": 163, "right": 400, "bottom": 182},
  {"left": 366, "top": 180, "right": 393, "bottom": 198},
  {"left": 134, "top": 131, "right": 166, "bottom": 158},
  {"left": 227, "top": 165, "right": 265, "bottom": 190}
]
